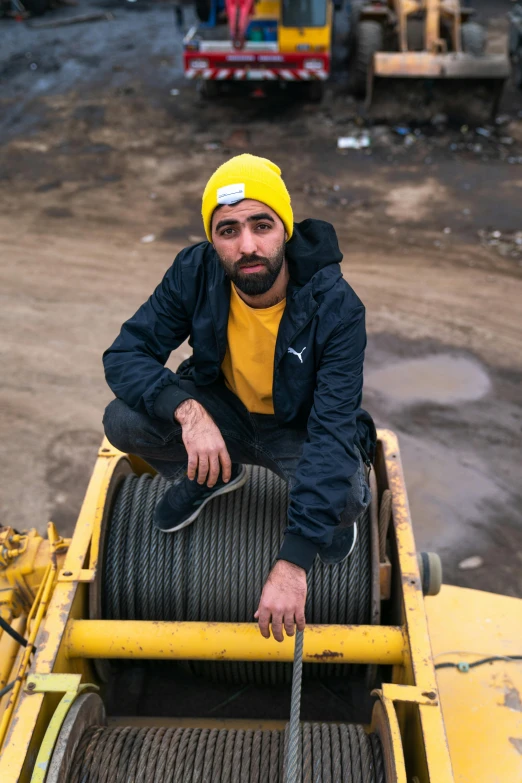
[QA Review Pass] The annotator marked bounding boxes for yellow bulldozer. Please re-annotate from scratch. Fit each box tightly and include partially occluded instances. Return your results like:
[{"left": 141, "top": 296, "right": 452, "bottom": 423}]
[
  {"left": 351, "top": 0, "right": 510, "bottom": 122},
  {"left": 0, "top": 430, "right": 520, "bottom": 781}
]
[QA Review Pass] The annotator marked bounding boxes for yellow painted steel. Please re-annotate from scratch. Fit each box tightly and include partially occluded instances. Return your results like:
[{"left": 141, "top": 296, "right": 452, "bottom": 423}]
[
  {"left": 0, "top": 616, "right": 26, "bottom": 691},
  {"left": 64, "top": 620, "right": 406, "bottom": 665},
  {"left": 0, "top": 446, "right": 133, "bottom": 782},
  {"left": 28, "top": 676, "right": 99, "bottom": 783},
  {"left": 278, "top": 3, "right": 331, "bottom": 54},
  {"left": 426, "top": 585, "right": 522, "bottom": 782},
  {"left": 0, "top": 560, "right": 55, "bottom": 751},
  {"left": 378, "top": 430, "right": 454, "bottom": 783},
  {"left": 1, "top": 431, "right": 503, "bottom": 783},
  {"left": 30, "top": 690, "right": 80, "bottom": 783}
]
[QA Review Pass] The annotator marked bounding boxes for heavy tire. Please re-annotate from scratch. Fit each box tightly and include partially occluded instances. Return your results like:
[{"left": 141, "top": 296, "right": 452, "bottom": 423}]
[
  {"left": 199, "top": 79, "right": 220, "bottom": 99},
  {"left": 353, "top": 20, "right": 384, "bottom": 97},
  {"left": 195, "top": 0, "right": 211, "bottom": 23},
  {"left": 304, "top": 81, "right": 324, "bottom": 103},
  {"left": 22, "top": 0, "right": 49, "bottom": 15},
  {"left": 461, "top": 22, "right": 486, "bottom": 56}
]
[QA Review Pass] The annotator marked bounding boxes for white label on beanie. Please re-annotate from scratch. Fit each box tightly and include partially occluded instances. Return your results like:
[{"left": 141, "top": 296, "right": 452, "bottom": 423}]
[{"left": 217, "top": 183, "right": 245, "bottom": 205}]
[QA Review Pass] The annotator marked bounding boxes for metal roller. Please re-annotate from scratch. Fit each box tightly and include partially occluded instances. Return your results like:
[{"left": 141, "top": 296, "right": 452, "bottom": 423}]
[
  {"left": 95, "top": 465, "right": 379, "bottom": 683},
  {"left": 47, "top": 694, "right": 387, "bottom": 783}
]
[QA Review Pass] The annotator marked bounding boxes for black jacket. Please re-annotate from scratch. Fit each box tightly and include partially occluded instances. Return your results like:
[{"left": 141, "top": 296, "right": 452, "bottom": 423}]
[{"left": 103, "top": 219, "right": 375, "bottom": 571}]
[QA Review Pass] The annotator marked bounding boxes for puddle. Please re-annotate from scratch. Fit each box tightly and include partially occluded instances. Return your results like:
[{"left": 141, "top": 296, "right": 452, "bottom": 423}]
[
  {"left": 397, "top": 433, "right": 506, "bottom": 551},
  {"left": 365, "top": 354, "right": 491, "bottom": 406}
]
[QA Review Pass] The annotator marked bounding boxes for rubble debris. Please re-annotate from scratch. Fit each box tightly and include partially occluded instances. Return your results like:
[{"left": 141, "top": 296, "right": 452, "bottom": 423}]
[
  {"left": 458, "top": 556, "right": 484, "bottom": 571},
  {"left": 337, "top": 134, "right": 370, "bottom": 150},
  {"left": 431, "top": 113, "right": 448, "bottom": 127},
  {"left": 478, "top": 229, "right": 522, "bottom": 260}
]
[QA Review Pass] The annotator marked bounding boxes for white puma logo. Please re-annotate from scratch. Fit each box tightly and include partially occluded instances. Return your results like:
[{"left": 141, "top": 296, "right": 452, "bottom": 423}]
[{"left": 288, "top": 346, "right": 307, "bottom": 363}]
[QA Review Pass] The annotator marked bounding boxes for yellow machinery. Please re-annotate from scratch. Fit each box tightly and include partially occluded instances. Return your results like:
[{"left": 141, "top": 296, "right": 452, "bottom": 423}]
[
  {"left": 353, "top": 0, "right": 510, "bottom": 121},
  {"left": 183, "top": 0, "right": 331, "bottom": 100},
  {"left": 0, "top": 430, "right": 521, "bottom": 781}
]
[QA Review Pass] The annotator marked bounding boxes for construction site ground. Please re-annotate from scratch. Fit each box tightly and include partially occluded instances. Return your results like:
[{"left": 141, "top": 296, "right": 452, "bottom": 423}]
[{"left": 1, "top": 0, "right": 521, "bottom": 599}]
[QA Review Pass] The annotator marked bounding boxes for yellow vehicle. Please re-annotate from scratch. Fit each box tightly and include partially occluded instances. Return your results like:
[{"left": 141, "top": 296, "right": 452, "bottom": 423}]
[
  {"left": 352, "top": 0, "right": 510, "bottom": 121},
  {"left": 0, "top": 430, "right": 521, "bottom": 781},
  {"left": 183, "top": 0, "right": 332, "bottom": 100}
]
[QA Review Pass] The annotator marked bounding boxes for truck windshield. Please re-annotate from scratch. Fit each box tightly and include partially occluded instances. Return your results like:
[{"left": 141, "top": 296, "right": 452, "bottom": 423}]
[{"left": 282, "top": 0, "right": 327, "bottom": 28}]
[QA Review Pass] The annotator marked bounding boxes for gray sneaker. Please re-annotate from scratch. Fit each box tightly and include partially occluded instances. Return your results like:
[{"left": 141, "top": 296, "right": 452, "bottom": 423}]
[
  {"left": 318, "top": 522, "right": 358, "bottom": 566},
  {"left": 153, "top": 464, "right": 248, "bottom": 532}
]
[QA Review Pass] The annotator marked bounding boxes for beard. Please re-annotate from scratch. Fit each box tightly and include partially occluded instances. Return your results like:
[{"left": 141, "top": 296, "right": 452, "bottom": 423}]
[{"left": 216, "top": 242, "right": 285, "bottom": 296}]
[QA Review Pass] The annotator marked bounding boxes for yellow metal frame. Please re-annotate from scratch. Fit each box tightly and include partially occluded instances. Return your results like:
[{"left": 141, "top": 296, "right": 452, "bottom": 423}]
[
  {"left": 64, "top": 620, "right": 406, "bottom": 664},
  {"left": 0, "top": 432, "right": 456, "bottom": 782},
  {"left": 27, "top": 674, "right": 98, "bottom": 783}
]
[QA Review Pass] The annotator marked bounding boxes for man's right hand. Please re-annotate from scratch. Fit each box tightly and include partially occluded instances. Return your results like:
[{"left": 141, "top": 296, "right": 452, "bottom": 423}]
[{"left": 174, "top": 399, "right": 232, "bottom": 488}]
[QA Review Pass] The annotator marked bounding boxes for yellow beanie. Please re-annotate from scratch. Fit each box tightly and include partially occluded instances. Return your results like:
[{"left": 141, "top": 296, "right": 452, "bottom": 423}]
[{"left": 201, "top": 154, "right": 293, "bottom": 242}]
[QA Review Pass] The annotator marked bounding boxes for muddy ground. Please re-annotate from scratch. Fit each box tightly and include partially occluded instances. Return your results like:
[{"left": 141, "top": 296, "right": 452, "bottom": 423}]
[{"left": 1, "top": 0, "right": 521, "bottom": 599}]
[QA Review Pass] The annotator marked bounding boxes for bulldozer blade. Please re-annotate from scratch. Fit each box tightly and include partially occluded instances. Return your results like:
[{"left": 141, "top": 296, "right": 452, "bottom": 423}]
[{"left": 367, "top": 52, "right": 510, "bottom": 124}]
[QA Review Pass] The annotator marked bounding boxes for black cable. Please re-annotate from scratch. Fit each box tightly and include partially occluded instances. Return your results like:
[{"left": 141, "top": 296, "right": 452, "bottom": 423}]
[
  {"left": 435, "top": 655, "right": 522, "bottom": 672},
  {"left": 0, "top": 617, "right": 27, "bottom": 647},
  {"left": 0, "top": 680, "right": 16, "bottom": 698}
]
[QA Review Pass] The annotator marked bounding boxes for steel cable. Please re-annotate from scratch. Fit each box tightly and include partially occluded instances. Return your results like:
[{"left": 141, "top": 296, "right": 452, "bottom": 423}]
[
  {"left": 378, "top": 490, "right": 392, "bottom": 562},
  {"left": 102, "top": 466, "right": 373, "bottom": 684},
  {"left": 50, "top": 721, "right": 391, "bottom": 783}
]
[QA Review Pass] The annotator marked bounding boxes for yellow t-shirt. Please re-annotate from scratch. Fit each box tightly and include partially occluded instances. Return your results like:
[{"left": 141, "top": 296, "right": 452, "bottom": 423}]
[{"left": 221, "top": 284, "right": 286, "bottom": 414}]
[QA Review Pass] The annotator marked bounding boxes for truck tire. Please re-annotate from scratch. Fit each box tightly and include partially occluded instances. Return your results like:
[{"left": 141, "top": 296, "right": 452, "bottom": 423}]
[
  {"left": 195, "top": 0, "right": 211, "bottom": 23},
  {"left": 461, "top": 22, "right": 486, "bottom": 56},
  {"left": 353, "top": 20, "right": 384, "bottom": 97},
  {"left": 305, "top": 81, "right": 324, "bottom": 103},
  {"left": 22, "top": 0, "right": 49, "bottom": 15}
]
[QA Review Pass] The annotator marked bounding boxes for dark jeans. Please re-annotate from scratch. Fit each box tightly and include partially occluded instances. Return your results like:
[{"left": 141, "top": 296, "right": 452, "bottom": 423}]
[{"left": 103, "top": 378, "right": 369, "bottom": 522}]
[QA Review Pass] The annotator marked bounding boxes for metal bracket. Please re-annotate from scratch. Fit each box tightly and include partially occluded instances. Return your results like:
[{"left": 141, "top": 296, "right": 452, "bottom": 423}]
[
  {"left": 28, "top": 678, "right": 99, "bottom": 783},
  {"left": 378, "top": 683, "right": 439, "bottom": 706},
  {"left": 58, "top": 568, "right": 95, "bottom": 583},
  {"left": 25, "top": 673, "right": 84, "bottom": 694}
]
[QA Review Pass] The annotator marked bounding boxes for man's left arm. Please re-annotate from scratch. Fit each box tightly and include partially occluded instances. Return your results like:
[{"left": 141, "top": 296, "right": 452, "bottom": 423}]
[{"left": 255, "top": 306, "right": 367, "bottom": 641}]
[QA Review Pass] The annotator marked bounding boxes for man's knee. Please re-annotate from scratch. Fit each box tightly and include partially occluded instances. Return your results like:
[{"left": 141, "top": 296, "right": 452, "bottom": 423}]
[{"left": 102, "top": 399, "right": 143, "bottom": 453}]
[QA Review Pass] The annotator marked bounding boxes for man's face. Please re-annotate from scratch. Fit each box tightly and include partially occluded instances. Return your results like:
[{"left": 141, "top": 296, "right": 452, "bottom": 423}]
[{"left": 211, "top": 199, "right": 286, "bottom": 296}]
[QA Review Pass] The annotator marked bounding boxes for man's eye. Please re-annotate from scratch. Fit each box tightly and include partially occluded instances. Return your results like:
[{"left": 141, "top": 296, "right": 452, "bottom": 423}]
[
  {"left": 257, "top": 223, "right": 270, "bottom": 230},
  {"left": 221, "top": 228, "right": 235, "bottom": 236}
]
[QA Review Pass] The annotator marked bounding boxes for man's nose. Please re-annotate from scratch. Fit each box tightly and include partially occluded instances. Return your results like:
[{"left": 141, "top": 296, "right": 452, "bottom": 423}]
[{"left": 238, "top": 229, "right": 258, "bottom": 256}]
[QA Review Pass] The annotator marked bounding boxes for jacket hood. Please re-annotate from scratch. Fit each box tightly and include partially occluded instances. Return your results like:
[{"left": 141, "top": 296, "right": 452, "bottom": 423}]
[{"left": 285, "top": 219, "right": 343, "bottom": 288}]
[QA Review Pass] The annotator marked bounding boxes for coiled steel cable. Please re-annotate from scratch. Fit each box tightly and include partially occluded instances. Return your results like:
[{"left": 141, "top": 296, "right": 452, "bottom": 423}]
[
  {"left": 68, "top": 723, "right": 386, "bottom": 783},
  {"left": 102, "top": 466, "right": 373, "bottom": 683}
]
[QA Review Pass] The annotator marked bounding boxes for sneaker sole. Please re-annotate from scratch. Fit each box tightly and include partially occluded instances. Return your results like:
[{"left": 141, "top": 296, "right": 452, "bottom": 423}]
[
  {"left": 318, "top": 522, "right": 358, "bottom": 566},
  {"left": 156, "top": 465, "right": 249, "bottom": 533}
]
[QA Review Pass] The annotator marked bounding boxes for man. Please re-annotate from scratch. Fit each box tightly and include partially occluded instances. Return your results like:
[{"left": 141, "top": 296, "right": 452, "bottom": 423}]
[{"left": 103, "top": 154, "right": 375, "bottom": 644}]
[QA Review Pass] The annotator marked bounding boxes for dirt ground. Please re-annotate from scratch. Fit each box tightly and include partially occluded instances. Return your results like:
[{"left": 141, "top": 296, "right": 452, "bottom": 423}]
[{"left": 1, "top": 0, "right": 521, "bottom": 599}]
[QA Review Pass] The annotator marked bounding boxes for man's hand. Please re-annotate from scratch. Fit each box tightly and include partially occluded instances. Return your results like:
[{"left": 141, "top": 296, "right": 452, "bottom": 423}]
[
  {"left": 174, "top": 399, "right": 232, "bottom": 487},
  {"left": 254, "top": 560, "right": 307, "bottom": 642}
]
